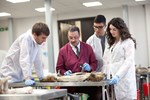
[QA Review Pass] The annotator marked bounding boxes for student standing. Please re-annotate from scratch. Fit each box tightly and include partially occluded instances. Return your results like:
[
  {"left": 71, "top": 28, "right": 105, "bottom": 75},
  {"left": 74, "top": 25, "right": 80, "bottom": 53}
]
[
  {"left": 103, "top": 17, "right": 137, "bottom": 100},
  {"left": 0, "top": 22, "right": 50, "bottom": 86},
  {"left": 86, "top": 15, "right": 107, "bottom": 72}
]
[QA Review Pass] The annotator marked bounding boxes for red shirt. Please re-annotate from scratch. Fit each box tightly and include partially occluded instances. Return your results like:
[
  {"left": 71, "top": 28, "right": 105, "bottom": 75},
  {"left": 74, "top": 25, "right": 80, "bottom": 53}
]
[{"left": 56, "top": 41, "right": 97, "bottom": 75}]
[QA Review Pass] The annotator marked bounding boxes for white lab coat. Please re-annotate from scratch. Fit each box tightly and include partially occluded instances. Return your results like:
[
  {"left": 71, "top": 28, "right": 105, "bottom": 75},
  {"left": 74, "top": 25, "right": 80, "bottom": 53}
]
[
  {"left": 0, "top": 29, "right": 43, "bottom": 83},
  {"left": 0, "top": 50, "right": 7, "bottom": 67},
  {"left": 86, "top": 33, "right": 106, "bottom": 71},
  {"left": 102, "top": 38, "right": 137, "bottom": 100}
]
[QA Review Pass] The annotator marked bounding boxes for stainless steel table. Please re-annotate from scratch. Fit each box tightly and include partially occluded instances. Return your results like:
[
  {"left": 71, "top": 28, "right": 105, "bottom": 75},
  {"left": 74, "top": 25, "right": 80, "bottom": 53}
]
[
  {"left": 0, "top": 89, "right": 67, "bottom": 100},
  {"left": 9, "top": 80, "right": 110, "bottom": 100}
]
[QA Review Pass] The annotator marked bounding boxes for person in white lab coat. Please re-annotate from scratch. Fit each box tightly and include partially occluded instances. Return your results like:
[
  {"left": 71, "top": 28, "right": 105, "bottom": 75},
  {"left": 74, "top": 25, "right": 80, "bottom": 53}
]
[
  {"left": 0, "top": 22, "right": 50, "bottom": 86},
  {"left": 102, "top": 17, "right": 137, "bottom": 100},
  {"left": 86, "top": 15, "right": 107, "bottom": 72}
]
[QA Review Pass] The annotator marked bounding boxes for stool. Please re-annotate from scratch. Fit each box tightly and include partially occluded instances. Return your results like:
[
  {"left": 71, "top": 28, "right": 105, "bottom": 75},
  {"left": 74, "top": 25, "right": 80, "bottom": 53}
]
[
  {"left": 139, "top": 75, "right": 147, "bottom": 100},
  {"left": 143, "top": 83, "right": 150, "bottom": 96}
]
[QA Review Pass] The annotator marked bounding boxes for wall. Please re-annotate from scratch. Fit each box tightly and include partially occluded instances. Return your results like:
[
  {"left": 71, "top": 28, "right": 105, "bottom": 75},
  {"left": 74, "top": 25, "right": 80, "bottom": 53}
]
[
  {"left": 129, "top": 5, "right": 149, "bottom": 66},
  {"left": 145, "top": 4, "right": 150, "bottom": 67},
  {"left": 0, "top": 5, "right": 150, "bottom": 72},
  {"left": 56, "top": 7, "right": 122, "bottom": 24},
  {"left": 0, "top": 19, "right": 9, "bottom": 50},
  {"left": 13, "top": 16, "right": 45, "bottom": 38}
]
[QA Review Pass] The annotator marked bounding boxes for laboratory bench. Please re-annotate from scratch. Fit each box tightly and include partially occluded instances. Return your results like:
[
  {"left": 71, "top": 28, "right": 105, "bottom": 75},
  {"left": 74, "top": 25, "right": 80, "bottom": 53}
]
[
  {"left": 9, "top": 80, "right": 112, "bottom": 100},
  {"left": 0, "top": 89, "right": 67, "bottom": 100}
]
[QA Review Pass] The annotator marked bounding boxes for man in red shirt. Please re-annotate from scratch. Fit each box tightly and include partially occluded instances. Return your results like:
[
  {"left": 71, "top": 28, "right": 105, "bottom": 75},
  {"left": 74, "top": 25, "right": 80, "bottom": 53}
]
[{"left": 56, "top": 26, "right": 102, "bottom": 100}]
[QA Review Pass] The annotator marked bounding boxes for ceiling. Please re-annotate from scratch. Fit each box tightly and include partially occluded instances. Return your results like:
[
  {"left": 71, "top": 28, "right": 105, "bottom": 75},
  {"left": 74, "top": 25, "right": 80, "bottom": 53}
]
[{"left": 0, "top": 0, "right": 150, "bottom": 20}]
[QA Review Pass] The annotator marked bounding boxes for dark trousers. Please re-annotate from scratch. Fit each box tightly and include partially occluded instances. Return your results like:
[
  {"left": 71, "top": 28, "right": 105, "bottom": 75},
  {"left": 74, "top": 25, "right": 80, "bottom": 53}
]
[{"left": 61, "top": 86, "right": 102, "bottom": 100}]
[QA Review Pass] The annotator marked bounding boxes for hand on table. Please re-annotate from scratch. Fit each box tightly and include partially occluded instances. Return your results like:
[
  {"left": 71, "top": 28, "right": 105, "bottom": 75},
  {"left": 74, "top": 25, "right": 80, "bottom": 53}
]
[
  {"left": 83, "top": 63, "right": 91, "bottom": 71},
  {"left": 25, "top": 79, "right": 35, "bottom": 86},
  {"left": 64, "top": 70, "right": 72, "bottom": 76}
]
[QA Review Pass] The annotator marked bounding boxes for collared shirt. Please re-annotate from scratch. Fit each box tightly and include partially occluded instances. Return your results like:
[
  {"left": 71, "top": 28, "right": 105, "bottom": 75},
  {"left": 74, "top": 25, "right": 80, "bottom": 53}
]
[{"left": 70, "top": 42, "right": 80, "bottom": 56}]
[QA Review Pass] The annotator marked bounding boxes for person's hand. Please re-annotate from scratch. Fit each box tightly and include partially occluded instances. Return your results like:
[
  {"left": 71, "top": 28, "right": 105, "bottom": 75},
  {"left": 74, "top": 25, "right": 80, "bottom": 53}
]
[
  {"left": 39, "top": 77, "right": 43, "bottom": 81},
  {"left": 31, "top": 77, "right": 35, "bottom": 81},
  {"left": 64, "top": 70, "right": 72, "bottom": 76},
  {"left": 25, "top": 79, "right": 35, "bottom": 86},
  {"left": 83, "top": 63, "right": 91, "bottom": 71},
  {"left": 109, "top": 75, "right": 119, "bottom": 85}
]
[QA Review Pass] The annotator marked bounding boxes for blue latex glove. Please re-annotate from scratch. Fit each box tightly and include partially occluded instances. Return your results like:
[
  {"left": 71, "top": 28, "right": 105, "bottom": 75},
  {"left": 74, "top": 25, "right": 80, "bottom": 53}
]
[
  {"left": 31, "top": 77, "right": 35, "bottom": 81},
  {"left": 39, "top": 77, "right": 43, "bottom": 81},
  {"left": 64, "top": 70, "right": 72, "bottom": 76},
  {"left": 25, "top": 79, "right": 35, "bottom": 86},
  {"left": 83, "top": 63, "right": 91, "bottom": 71},
  {"left": 109, "top": 75, "right": 119, "bottom": 85}
]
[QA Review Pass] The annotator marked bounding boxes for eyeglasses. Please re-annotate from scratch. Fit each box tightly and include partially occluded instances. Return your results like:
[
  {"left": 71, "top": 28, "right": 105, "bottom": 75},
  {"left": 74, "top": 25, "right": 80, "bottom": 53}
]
[
  {"left": 93, "top": 25, "right": 105, "bottom": 30},
  {"left": 68, "top": 36, "right": 79, "bottom": 40}
]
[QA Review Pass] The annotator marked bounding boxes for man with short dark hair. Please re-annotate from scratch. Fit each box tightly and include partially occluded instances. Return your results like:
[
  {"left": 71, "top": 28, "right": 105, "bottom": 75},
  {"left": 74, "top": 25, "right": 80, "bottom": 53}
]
[
  {"left": 56, "top": 26, "right": 102, "bottom": 100},
  {"left": 0, "top": 22, "right": 50, "bottom": 86},
  {"left": 56, "top": 26, "right": 97, "bottom": 75},
  {"left": 86, "top": 14, "right": 107, "bottom": 72}
]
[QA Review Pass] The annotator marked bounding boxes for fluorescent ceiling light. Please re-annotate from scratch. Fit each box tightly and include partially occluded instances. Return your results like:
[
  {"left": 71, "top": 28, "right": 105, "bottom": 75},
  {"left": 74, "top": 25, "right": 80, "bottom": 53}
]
[
  {"left": 6, "top": 0, "right": 30, "bottom": 3},
  {"left": 0, "top": 12, "right": 11, "bottom": 17},
  {"left": 35, "top": 7, "right": 55, "bottom": 12},
  {"left": 135, "top": 0, "right": 146, "bottom": 1},
  {"left": 83, "top": 1, "right": 102, "bottom": 7}
]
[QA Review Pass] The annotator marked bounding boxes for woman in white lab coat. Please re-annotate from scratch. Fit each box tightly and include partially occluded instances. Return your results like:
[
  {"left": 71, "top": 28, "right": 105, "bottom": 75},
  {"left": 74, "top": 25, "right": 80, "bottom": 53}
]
[
  {"left": 102, "top": 17, "right": 137, "bottom": 100},
  {"left": 0, "top": 22, "right": 50, "bottom": 86}
]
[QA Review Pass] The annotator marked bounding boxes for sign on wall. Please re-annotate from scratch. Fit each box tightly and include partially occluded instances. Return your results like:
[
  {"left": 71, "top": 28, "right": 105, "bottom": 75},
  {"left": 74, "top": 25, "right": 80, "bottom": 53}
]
[{"left": 0, "top": 27, "right": 8, "bottom": 32}]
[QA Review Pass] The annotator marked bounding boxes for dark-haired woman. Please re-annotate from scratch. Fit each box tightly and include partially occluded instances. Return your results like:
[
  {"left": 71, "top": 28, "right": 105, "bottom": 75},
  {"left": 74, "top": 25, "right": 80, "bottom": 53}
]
[{"left": 102, "top": 17, "right": 137, "bottom": 100}]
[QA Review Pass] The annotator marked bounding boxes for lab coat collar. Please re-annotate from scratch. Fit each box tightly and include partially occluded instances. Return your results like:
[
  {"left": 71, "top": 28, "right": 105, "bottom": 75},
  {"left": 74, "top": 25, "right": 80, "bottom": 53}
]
[
  {"left": 70, "top": 42, "right": 80, "bottom": 50},
  {"left": 94, "top": 32, "right": 106, "bottom": 39},
  {"left": 70, "top": 42, "right": 80, "bottom": 48},
  {"left": 28, "top": 29, "right": 39, "bottom": 45}
]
